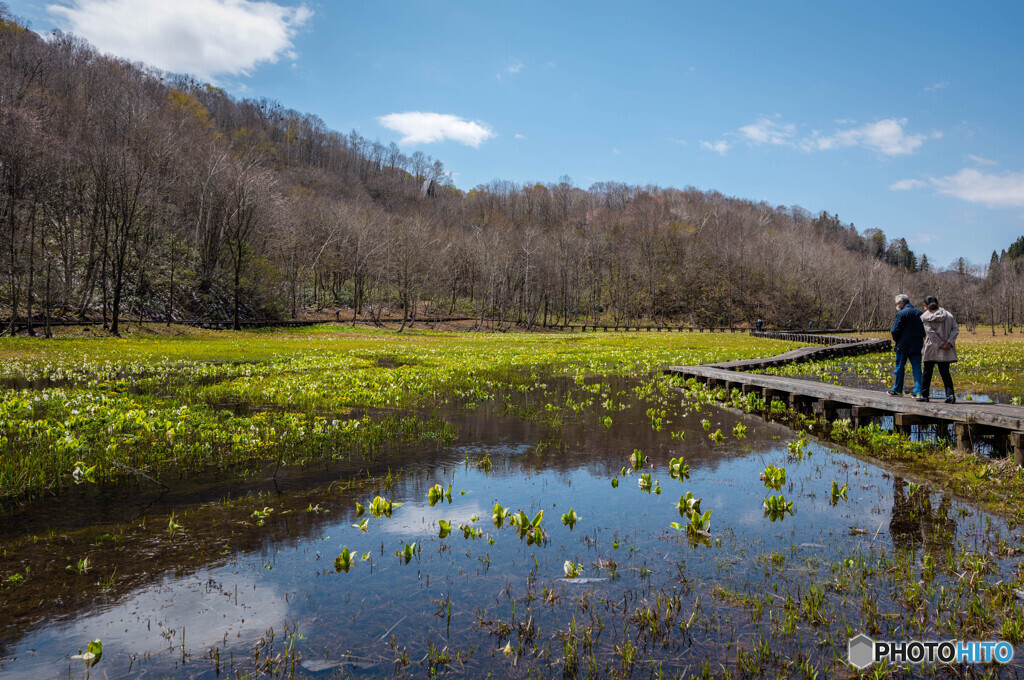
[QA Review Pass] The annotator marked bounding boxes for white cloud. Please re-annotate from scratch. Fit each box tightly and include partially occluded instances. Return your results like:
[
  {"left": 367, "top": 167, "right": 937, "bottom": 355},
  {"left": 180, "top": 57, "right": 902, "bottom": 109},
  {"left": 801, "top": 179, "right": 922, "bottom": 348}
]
[
  {"left": 378, "top": 112, "right": 495, "bottom": 147},
  {"left": 967, "top": 154, "right": 998, "bottom": 166},
  {"left": 46, "top": 0, "right": 311, "bottom": 80},
  {"left": 911, "top": 232, "right": 938, "bottom": 244},
  {"left": 700, "top": 140, "right": 730, "bottom": 155},
  {"left": 514, "top": 133, "right": 526, "bottom": 140},
  {"left": 725, "top": 116, "right": 931, "bottom": 156},
  {"left": 924, "top": 81, "right": 949, "bottom": 92},
  {"left": 739, "top": 117, "right": 795, "bottom": 145},
  {"left": 890, "top": 178, "right": 926, "bottom": 191},
  {"left": 802, "top": 118, "right": 926, "bottom": 156},
  {"left": 930, "top": 168, "right": 1024, "bottom": 208},
  {"left": 496, "top": 59, "right": 523, "bottom": 79}
]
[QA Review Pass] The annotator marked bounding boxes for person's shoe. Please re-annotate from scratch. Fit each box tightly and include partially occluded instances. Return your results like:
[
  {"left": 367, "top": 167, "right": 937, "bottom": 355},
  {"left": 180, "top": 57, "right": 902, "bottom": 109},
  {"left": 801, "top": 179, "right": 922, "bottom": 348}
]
[
  {"left": 915, "top": 395, "right": 929, "bottom": 402},
  {"left": 944, "top": 395, "right": 956, "bottom": 404},
  {"left": 887, "top": 389, "right": 902, "bottom": 396}
]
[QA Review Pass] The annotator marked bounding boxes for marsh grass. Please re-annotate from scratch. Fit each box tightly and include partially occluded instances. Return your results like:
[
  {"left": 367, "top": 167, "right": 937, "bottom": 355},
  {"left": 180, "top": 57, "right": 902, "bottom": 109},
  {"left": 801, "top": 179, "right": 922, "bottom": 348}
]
[
  {"left": 4, "top": 341, "right": 1024, "bottom": 678},
  {"left": 0, "top": 327, "right": 794, "bottom": 507}
]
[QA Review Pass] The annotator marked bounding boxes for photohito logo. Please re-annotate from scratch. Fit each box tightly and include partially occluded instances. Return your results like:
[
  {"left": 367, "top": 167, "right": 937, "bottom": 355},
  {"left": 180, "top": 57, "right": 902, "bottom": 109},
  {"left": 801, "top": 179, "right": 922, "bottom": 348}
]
[{"left": 848, "top": 634, "right": 1014, "bottom": 669}]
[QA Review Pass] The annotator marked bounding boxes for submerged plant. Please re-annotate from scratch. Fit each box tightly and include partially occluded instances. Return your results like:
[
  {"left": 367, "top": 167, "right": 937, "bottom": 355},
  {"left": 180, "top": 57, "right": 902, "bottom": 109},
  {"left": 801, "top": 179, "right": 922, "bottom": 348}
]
[
  {"left": 509, "top": 509, "right": 544, "bottom": 542},
  {"left": 334, "top": 548, "right": 353, "bottom": 573},
  {"left": 763, "top": 494, "right": 795, "bottom": 521},
  {"left": 428, "top": 484, "right": 444, "bottom": 507},
  {"left": 829, "top": 480, "right": 849, "bottom": 505},
  {"left": 708, "top": 428, "right": 726, "bottom": 444},
  {"left": 630, "top": 449, "right": 646, "bottom": 471},
  {"left": 251, "top": 507, "right": 274, "bottom": 526},
  {"left": 563, "top": 561, "right": 583, "bottom": 579},
  {"left": 676, "top": 492, "right": 702, "bottom": 517},
  {"left": 369, "top": 496, "right": 403, "bottom": 518},
  {"left": 397, "top": 541, "right": 417, "bottom": 564},
  {"left": 673, "top": 508, "right": 712, "bottom": 537},
  {"left": 561, "top": 508, "right": 581, "bottom": 530},
  {"left": 638, "top": 473, "right": 653, "bottom": 492},
  {"left": 438, "top": 519, "right": 452, "bottom": 539},
  {"left": 167, "top": 511, "right": 186, "bottom": 535},
  {"left": 689, "top": 509, "right": 712, "bottom": 534},
  {"left": 733, "top": 423, "right": 747, "bottom": 439},
  {"left": 668, "top": 457, "right": 690, "bottom": 481},
  {"left": 71, "top": 639, "right": 103, "bottom": 668},
  {"left": 492, "top": 503, "right": 511, "bottom": 528},
  {"left": 66, "top": 557, "right": 90, "bottom": 575},
  {"left": 352, "top": 518, "right": 369, "bottom": 532},
  {"left": 760, "top": 465, "right": 786, "bottom": 491},
  {"left": 787, "top": 432, "right": 808, "bottom": 459}
]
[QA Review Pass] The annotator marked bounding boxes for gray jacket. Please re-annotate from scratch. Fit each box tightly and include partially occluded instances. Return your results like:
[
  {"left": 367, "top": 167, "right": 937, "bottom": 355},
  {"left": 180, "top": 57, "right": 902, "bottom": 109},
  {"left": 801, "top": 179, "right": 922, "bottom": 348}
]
[{"left": 920, "top": 307, "right": 958, "bottom": 362}]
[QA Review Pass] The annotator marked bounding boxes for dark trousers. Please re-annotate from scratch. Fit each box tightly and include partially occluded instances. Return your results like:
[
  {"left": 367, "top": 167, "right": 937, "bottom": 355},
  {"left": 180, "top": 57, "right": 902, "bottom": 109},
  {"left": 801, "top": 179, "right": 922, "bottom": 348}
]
[{"left": 921, "top": 361, "right": 954, "bottom": 398}]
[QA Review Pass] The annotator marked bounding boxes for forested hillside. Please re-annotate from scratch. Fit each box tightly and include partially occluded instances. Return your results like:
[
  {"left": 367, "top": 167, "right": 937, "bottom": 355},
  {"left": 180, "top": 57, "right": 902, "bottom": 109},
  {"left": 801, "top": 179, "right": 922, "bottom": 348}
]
[{"left": 1, "top": 10, "right": 1019, "bottom": 335}]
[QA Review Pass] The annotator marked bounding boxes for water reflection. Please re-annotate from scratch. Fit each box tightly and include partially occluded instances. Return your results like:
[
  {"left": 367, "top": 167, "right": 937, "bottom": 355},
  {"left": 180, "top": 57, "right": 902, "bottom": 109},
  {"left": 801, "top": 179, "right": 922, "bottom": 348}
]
[{"left": 888, "top": 476, "right": 957, "bottom": 555}]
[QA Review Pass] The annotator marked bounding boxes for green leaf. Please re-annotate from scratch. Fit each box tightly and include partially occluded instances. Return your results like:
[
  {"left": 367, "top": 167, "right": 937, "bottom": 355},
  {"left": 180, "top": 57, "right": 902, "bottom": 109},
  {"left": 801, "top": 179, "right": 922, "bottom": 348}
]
[
  {"left": 72, "top": 639, "right": 103, "bottom": 667},
  {"left": 334, "top": 548, "right": 353, "bottom": 573}
]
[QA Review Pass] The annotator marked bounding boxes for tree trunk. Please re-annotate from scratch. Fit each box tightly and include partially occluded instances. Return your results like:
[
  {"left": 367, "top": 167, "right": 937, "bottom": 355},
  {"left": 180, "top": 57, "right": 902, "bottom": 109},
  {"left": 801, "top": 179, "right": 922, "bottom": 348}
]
[{"left": 233, "top": 254, "right": 241, "bottom": 331}]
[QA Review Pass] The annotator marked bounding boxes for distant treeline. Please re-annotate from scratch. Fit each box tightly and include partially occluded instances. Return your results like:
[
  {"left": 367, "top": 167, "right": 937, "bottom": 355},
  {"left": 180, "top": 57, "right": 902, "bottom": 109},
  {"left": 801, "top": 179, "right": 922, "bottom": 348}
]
[{"left": 1, "top": 10, "right": 1022, "bottom": 336}]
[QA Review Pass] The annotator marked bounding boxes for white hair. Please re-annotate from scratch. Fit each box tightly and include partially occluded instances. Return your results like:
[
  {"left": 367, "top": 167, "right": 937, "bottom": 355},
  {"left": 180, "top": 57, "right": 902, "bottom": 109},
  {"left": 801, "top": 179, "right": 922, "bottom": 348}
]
[{"left": 894, "top": 294, "right": 910, "bottom": 305}]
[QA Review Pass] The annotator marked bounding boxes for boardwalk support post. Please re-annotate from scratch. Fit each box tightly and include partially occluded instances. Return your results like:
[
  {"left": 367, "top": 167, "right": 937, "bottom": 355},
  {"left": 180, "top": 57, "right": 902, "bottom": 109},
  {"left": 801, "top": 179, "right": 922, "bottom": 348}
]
[
  {"left": 1013, "top": 433, "right": 1024, "bottom": 467},
  {"left": 814, "top": 399, "right": 843, "bottom": 422},
  {"left": 895, "top": 413, "right": 932, "bottom": 438},
  {"left": 789, "top": 394, "right": 815, "bottom": 415},
  {"left": 955, "top": 423, "right": 975, "bottom": 452},
  {"left": 851, "top": 406, "right": 886, "bottom": 428}
]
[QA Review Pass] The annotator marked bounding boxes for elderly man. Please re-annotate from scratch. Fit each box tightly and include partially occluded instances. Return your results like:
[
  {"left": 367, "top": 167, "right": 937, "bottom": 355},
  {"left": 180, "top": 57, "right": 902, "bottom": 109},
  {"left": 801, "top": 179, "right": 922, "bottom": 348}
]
[{"left": 889, "top": 293, "right": 925, "bottom": 396}]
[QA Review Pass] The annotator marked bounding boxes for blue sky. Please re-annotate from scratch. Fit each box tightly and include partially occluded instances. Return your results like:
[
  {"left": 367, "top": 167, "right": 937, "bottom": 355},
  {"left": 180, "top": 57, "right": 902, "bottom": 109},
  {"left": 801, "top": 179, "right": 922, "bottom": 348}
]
[{"left": 8, "top": 0, "right": 1024, "bottom": 267}]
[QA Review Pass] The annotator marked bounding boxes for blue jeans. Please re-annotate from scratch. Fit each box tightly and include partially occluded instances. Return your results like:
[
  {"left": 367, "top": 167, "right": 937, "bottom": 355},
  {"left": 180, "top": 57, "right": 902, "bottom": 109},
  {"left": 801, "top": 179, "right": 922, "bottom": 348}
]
[{"left": 892, "top": 352, "right": 923, "bottom": 395}]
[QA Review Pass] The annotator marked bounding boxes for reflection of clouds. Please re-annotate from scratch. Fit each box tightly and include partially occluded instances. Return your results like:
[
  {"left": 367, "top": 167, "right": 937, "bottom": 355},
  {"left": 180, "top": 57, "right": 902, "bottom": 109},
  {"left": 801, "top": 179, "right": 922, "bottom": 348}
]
[
  {"left": 378, "top": 502, "right": 485, "bottom": 536},
  {"left": 2, "top": 568, "right": 287, "bottom": 680}
]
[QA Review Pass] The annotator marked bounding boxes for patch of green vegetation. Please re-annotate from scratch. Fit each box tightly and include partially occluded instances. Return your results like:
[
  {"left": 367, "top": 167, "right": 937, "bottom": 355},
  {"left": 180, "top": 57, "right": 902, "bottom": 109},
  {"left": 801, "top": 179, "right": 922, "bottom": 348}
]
[{"left": 0, "top": 327, "right": 795, "bottom": 506}]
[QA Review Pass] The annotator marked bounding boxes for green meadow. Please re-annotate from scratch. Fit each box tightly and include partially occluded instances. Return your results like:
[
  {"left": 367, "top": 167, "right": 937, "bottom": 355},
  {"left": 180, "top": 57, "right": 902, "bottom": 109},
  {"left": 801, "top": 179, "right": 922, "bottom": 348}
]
[{"left": 0, "top": 326, "right": 796, "bottom": 507}]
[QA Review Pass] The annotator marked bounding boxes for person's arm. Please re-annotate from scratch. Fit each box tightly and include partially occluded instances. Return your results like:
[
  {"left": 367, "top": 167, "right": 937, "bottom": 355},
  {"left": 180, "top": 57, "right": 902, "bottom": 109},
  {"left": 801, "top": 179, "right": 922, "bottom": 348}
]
[
  {"left": 891, "top": 312, "right": 904, "bottom": 342},
  {"left": 943, "top": 315, "right": 959, "bottom": 348}
]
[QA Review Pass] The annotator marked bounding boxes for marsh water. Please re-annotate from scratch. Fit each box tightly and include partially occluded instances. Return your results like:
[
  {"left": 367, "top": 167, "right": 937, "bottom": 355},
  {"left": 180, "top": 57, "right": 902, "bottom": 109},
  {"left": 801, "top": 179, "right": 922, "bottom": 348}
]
[{"left": 1, "top": 378, "right": 1023, "bottom": 679}]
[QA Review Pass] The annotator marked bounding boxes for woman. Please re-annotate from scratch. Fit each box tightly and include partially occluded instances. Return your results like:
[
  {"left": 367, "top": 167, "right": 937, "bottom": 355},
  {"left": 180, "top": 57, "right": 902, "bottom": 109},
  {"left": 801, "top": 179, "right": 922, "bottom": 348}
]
[{"left": 916, "top": 295, "right": 958, "bottom": 403}]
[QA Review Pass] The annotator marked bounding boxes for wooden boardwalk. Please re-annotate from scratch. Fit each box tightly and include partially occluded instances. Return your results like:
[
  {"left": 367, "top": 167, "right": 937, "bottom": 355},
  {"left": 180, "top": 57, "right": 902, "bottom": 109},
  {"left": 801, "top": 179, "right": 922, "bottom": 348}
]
[
  {"left": 667, "top": 338, "right": 1024, "bottom": 464},
  {"left": 709, "top": 338, "right": 891, "bottom": 371}
]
